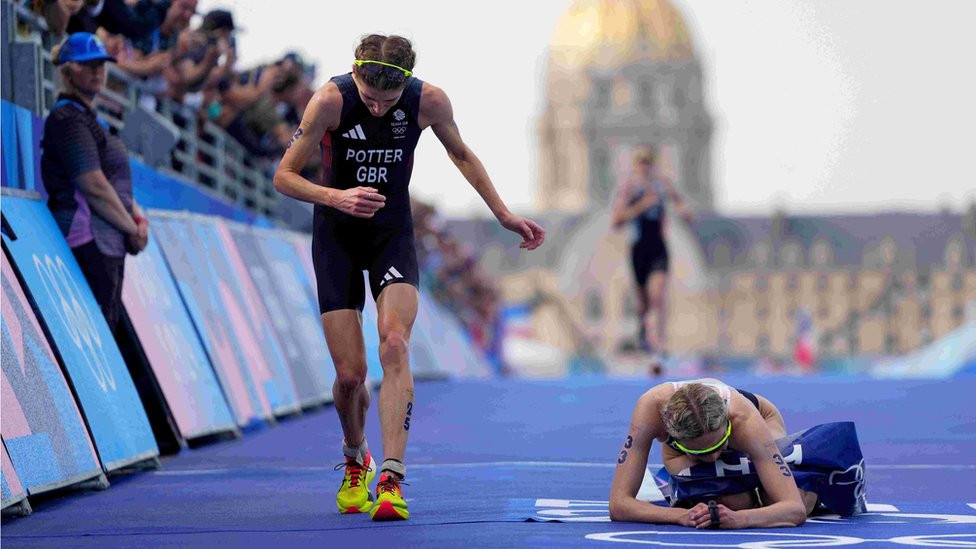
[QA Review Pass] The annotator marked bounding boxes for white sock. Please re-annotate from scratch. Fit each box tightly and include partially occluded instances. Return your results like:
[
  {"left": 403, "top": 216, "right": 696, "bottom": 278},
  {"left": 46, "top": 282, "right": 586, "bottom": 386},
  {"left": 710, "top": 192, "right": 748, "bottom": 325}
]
[{"left": 342, "top": 439, "right": 369, "bottom": 467}]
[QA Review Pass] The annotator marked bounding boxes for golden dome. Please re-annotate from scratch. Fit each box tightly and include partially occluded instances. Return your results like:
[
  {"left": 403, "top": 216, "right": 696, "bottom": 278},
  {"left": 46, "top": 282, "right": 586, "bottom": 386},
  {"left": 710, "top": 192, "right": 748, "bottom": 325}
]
[{"left": 548, "top": 0, "right": 695, "bottom": 72}]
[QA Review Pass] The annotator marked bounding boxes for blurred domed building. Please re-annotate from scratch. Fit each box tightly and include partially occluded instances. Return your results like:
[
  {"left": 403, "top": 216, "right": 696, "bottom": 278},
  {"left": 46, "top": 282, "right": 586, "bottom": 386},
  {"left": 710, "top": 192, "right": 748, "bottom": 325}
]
[{"left": 448, "top": 0, "right": 976, "bottom": 372}]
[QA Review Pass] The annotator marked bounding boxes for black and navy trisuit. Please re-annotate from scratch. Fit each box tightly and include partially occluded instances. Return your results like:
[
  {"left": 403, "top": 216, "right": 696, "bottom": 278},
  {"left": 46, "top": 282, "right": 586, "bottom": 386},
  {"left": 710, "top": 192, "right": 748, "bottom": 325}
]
[
  {"left": 629, "top": 180, "right": 669, "bottom": 287},
  {"left": 312, "top": 73, "right": 424, "bottom": 313}
]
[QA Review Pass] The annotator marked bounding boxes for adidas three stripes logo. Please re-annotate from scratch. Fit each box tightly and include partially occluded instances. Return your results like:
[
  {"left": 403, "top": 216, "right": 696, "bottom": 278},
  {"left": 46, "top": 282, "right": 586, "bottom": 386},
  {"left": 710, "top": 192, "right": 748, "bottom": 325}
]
[
  {"left": 342, "top": 124, "right": 367, "bottom": 140},
  {"left": 380, "top": 267, "right": 404, "bottom": 286}
]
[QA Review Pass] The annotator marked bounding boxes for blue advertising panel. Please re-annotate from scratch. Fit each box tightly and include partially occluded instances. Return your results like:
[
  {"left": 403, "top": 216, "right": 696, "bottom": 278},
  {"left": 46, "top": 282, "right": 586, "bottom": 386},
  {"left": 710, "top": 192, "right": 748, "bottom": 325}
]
[
  {"left": 227, "top": 225, "right": 331, "bottom": 406},
  {"left": 186, "top": 216, "right": 299, "bottom": 416},
  {"left": 422, "top": 293, "right": 492, "bottom": 378},
  {"left": 410, "top": 292, "right": 448, "bottom": 378},
  {"left": 130, "top": 159, "right": 274, "bottom": 227},
  {"left": 0, "top": 100, "right": 44, "bottom": 194},
  {"left": 150, "top": 214, "right": 271, "bottom": 426},
  {"left": 250, "top": 229, "right": 340, "bottom": 387},
  {"left": 359, "top": 275, "right": 385, "bottom": 382},
  {"left": 2, "top": 251, "right": 103, "bottom": 493},
  {"left": 0, "top": 193, "right": 158, "bottom": 471},
  {"left": 121, "top": 231, "right": 237, "bottom": 439},
  {"left": 1, "top": 439, "right": 28, "bottom": 512}
]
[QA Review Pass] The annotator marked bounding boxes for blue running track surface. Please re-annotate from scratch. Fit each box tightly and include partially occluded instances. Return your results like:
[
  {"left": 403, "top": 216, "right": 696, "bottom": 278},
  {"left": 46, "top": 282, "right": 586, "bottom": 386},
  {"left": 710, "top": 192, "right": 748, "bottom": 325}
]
[{"left": 3, "top": 375, "right": 975, "bottom": 548}]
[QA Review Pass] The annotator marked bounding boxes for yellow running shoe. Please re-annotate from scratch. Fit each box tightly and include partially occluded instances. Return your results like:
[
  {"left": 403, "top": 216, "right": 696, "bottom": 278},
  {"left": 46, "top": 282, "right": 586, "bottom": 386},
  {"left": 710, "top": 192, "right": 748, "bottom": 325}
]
[
  {"left": 335, "top": 451, "right": 376, "bottom": 514},
  {"left": 370, "top": 472, "right": 409, "bottom": 521}
]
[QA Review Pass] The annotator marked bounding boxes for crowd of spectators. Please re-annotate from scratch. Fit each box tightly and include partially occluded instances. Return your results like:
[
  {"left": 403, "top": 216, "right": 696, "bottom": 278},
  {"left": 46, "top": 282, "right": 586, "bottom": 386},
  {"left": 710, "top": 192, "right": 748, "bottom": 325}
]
[
  {"left": 412, "top": 199, "right": 503, "bottom": 368},
  {"left": 23, "top": 0, "right": 320, "bottom": 181},
  {"left": 19, "top": 1, "right": 502, "bottom": 364}
]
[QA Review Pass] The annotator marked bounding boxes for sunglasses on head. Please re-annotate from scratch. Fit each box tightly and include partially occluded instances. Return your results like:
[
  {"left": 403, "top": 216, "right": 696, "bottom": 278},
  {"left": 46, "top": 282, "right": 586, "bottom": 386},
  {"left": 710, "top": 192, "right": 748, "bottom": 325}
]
[
  {"left": 672, "top": 420, "right": 732, "bottom": 455},
  {"left": 354, "top": 59, "right": 412, "bottom": 85}
]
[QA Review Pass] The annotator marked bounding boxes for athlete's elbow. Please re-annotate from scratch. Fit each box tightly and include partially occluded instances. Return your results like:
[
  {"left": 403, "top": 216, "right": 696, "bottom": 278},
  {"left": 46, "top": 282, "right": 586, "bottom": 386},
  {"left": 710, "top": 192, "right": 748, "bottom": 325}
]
[
  {"left": 608, "top": 496, "right": 631, "bottom": 522},
  {"left": 608, "top": 499, "right": 624, "bottom": 522},
  {"left": 272, "top": 170, "right": 291, "bottom": 195},
  {"left": 785, "top": 503, "right": 807, "bottom": 527}
]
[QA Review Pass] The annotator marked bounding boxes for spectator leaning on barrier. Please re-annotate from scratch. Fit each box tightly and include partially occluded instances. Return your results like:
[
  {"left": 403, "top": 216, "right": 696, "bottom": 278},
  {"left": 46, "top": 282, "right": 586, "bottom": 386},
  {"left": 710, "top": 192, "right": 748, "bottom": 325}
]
[
  {"left": 27, "top": 0, "right": 84, "bottom": 39},
  {"left": 129, "top": 0, "right": 196, "bottom": 108},
  {"left": 67, "top": 0, "right": 170, "bottom": 42},
  {"left": 41, "top": 32, "right": 149, "bottom": 333}
]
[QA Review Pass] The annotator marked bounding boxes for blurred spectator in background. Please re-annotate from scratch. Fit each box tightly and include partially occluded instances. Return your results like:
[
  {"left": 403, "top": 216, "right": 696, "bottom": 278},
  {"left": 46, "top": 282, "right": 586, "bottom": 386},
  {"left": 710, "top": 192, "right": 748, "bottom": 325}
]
[
  {"left": 96, "top": 25, "right": 171, "bottom": 79},
  {"left": 67, "top": 0, "right": 170, "bottom": 42},
  {"left": 41, "top": 33, "right": 148, "bottom": 333},
  {"left": 412, "top": 199, "right": 503, "bottom": 366},
  {"left": 130, "top": 0, "right": 193, "bottom": 56},
  {"left": 212, "top": 59, "right": 285, "bottom": 156},
  {"left": 165, "top": 9, "right": 234, "bottom": 108},
  {"left": 129, "top": 0, "right": 195, "bottom": 109},
  {"left": 28, "top": 0, "right": 84, "bottom": 39}
]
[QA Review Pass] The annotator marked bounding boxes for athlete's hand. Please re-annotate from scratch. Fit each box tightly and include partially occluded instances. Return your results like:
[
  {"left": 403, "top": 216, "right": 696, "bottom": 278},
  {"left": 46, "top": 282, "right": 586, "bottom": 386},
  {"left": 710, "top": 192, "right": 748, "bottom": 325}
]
[
  {"left": 681, "top": 503, "right": 710, "bottom": 528},
  {"left": 329, "top": 186, "right": 386, "bottom": 218},
  {"left": 689, "top": 503, "right": 748, "bottom": 529},
  {"left": 499, "top": 213, "right": 545, "bottom": 250}
]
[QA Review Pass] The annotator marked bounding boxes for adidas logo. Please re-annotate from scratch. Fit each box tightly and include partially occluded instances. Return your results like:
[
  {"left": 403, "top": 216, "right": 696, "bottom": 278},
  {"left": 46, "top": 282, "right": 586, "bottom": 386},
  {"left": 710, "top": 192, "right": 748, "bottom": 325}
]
[
  {"left": 341, "top": 124, "right": 366, "bottom": 140},
  {"left": 380, "top": 266, "right": 404, "bottom": 286}
]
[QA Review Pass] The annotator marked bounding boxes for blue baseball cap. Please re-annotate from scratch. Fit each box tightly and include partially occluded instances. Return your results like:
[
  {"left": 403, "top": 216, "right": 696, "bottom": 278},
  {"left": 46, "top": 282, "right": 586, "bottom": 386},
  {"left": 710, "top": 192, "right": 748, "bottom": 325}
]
[{"left": 57, "top": 33, "right": 117, "bottom": 65}]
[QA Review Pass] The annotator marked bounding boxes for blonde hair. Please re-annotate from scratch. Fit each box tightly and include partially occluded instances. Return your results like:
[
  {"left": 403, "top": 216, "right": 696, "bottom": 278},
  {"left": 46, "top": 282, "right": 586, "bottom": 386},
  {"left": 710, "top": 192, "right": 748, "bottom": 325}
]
[
  {"left": 51, "top": 38, "right": 66, "bottom": 66},
  {"left": 661, "top": 383, "right": 727, "bottom": 440},
  {"left": 632, "top": 146, "right": 656, "bottom": 166}
]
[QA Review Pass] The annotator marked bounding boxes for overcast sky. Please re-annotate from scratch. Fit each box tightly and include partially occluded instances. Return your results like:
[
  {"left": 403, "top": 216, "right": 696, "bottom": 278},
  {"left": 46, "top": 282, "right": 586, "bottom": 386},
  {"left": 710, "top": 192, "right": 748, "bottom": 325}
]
[{"left": 197, "top": 0, "right": 976, "bottom": 218}]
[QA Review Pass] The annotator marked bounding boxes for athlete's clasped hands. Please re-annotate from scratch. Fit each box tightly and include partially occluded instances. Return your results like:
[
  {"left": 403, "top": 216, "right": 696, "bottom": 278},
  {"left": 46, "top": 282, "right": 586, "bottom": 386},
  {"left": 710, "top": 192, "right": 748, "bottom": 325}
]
[
  {"left": 330, "top": 186, "right": 387, "bottom": 218},
  {"left": 681, "top": 502, "right": 748, "bottom": 529}
]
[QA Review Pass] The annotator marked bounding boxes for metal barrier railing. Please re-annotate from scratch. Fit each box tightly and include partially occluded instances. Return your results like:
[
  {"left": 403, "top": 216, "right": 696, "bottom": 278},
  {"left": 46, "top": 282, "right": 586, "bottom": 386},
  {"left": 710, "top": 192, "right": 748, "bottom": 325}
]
[{"left": 1, "top": 0, "right": 279, "bottom": 218}]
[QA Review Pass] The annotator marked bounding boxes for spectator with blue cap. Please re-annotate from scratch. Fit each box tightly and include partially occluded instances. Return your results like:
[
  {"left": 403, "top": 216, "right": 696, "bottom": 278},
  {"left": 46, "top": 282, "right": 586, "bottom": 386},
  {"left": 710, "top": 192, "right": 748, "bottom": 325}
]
[{"left": 41, "top": 32, "right": 149, "bottom": 334}]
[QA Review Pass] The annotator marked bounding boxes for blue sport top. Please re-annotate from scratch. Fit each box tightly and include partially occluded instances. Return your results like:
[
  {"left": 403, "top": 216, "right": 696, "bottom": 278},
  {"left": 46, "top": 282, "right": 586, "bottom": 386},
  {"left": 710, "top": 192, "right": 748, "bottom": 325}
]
[{"left": 319, "top": 73, "right": 424, "bottom": 225}]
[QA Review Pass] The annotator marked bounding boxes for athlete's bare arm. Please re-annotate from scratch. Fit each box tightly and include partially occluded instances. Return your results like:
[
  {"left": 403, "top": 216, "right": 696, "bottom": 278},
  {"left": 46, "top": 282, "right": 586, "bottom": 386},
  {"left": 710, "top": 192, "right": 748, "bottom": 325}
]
[
  {"left": 661, "top": 178, "right": 694, "bottom": 222},
  {"left": 688, "top": 412, "right": 806, "bottom": 529},
  {"left": 609, "top": 387, "right": 697, "bottom": 526},
  {"left": 420, "top": 84, "right": 545, "bottom": 250},
  {"left": 610, "top": 180, "right": 659, "bottom": 228},
  {"left": 273, "top": 83, "right": 386, "bottom": 218}
]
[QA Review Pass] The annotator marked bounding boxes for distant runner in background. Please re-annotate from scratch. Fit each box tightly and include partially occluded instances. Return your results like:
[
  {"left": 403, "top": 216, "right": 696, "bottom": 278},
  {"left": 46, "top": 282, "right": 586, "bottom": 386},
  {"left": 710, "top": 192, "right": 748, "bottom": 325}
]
[{"left": 611, "top": 146, "right": 693, "bottom": 375}]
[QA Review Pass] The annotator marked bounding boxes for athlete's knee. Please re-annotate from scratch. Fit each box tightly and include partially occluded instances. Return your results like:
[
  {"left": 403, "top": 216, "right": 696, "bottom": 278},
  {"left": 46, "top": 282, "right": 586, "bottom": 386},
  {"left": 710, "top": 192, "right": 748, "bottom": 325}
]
[
  {"left": 379, "top": 328, "right": 410, "bottom": 363},
  {"left": 333, "top": 366, "right": 367, "bottom": 393}
]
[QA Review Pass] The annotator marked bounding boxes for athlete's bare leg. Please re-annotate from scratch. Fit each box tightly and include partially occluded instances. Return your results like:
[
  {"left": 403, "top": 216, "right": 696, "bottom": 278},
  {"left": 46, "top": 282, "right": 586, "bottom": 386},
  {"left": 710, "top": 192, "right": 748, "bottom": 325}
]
[
  {"left": 322, "top": 310, "right": 370, "bottom": 448},
  {"left": 644, "top": 271, "right": 668, "bottom": 354},
  {"left": 635, "top": 284, "right": 649, "bottom": 349},
  {"left": 375, "top": 283, "right": 418, "bottom": 464}
]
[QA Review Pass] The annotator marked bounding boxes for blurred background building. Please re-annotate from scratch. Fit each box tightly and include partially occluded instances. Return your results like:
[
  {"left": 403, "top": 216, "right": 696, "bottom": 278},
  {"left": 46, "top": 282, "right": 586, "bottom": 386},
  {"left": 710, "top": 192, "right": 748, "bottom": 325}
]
[
  {"left": 448, "top": 0, "right": 976, "bottom": 374},
  {"left": 4, "top": 0, "right": 972, "bottom": 377}
]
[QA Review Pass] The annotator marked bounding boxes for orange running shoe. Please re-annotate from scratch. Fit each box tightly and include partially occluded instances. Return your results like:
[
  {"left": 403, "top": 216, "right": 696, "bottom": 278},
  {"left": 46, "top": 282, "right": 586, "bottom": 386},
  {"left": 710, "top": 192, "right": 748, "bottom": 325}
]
[
  {"left": 369, "top": 472, "right": 409, "bottom": 521},
  {"left": 335, "top": 451, "right": 376, "bottom": 514}
]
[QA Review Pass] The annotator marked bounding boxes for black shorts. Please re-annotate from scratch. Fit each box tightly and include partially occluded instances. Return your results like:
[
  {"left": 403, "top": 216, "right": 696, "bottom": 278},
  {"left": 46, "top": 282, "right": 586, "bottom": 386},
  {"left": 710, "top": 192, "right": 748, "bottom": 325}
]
[
  {"left": 311, "top": 205, "right": 419, "bottom": 313},
  {"left": 631, "top": 236, "right": 669, "bottom": 287},
  {"left": 71, "top": 240, "right": 125, "bottom": 332}
]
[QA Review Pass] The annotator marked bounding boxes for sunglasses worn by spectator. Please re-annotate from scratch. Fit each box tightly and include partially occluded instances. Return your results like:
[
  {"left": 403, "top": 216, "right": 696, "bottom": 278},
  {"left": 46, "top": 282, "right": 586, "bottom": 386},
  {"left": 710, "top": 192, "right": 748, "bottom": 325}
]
[
  {"left": 354, "top": 59, "right": 412, "bottom": 85},
  {"left": 673, "top": 420, "right": 732, "bottom": 455}
]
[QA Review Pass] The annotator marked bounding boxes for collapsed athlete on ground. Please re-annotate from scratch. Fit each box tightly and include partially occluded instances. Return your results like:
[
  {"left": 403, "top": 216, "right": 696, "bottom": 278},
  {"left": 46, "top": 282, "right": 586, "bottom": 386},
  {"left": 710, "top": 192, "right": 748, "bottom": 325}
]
[
  {"left": 610, "top": 379, "right": 815, "bottom": 528},
  {"left": 273, "top": 34, "right": 545, "bottom": 521}
]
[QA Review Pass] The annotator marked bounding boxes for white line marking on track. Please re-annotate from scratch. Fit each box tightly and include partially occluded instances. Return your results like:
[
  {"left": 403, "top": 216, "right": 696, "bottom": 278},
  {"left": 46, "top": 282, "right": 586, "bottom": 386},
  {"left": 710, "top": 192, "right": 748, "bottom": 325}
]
[{"left": 153, "top": 462, "right": 976, "bottom": 476}]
